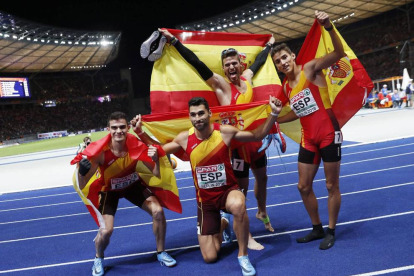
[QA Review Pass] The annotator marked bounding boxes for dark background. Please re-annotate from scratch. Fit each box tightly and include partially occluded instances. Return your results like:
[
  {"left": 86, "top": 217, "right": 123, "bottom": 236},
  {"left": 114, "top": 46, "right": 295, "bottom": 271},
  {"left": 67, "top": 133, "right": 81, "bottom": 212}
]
[{"left": 0, "top": 0, "right": 253, "bottom": 96}]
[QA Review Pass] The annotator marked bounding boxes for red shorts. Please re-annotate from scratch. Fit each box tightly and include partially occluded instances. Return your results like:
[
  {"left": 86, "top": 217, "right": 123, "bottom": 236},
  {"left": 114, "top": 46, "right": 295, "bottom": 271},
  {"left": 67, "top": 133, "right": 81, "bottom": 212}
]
[{"left": 196, "top": 186, "right": 240, "bottom": 235}]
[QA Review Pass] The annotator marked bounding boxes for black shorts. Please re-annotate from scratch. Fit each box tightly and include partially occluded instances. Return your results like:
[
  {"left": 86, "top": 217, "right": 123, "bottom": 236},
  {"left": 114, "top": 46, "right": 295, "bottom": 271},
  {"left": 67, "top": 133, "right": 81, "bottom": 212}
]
[
  {"left": 197, "top": 186, "right": 240, "bottom": 236},
  {"left": 298, "top": 140, "right": 342, "bottom": 164},
  {"left": 231, "top": 149, "right": 267, "bottom": 178},
  {"left": 98, "top": 181, "right": 153, "bottom": 216}
]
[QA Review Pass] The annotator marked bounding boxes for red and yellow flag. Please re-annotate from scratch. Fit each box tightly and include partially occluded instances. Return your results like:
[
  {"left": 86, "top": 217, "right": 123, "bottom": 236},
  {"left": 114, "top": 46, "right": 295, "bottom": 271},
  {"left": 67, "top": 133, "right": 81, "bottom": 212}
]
[
  {"left": 279, "top": 20, "right": 374, "bottom": 143},
  {"left": 150, "top": 29, "right": 282, "bottom": 113},
  {"left": 71, "top": 133, "right": 182, "bottom": 227},
  {"left": 142, "top": 101, "right": 271, "bottom": 160}
]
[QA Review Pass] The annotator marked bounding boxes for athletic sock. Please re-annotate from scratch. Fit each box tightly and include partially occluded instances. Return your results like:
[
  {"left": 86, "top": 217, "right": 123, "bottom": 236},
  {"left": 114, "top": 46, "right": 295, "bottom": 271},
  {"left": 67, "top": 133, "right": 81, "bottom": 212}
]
[
  {"left": 326, "top": 227, "right": 335, "bottom": 236},
  {"left": 296, "top": 223, "right": 325, "bottom": 243}
]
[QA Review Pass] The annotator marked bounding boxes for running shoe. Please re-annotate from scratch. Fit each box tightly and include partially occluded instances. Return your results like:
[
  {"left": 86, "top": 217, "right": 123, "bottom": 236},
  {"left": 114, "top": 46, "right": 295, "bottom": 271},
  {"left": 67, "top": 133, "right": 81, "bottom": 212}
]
[
  {"left": 148, "top": 35, "right": 167, "bottom": 61},
  {"left": 273, "top": 122, "right": 286, "bottom": 153},
  {"left": 92, "top": 257, "right": 104, "bottom": 276},
  {"left": 157, "top": 251, "right": 177, "bottom": 267},
  {"left": 140, "top": 31, "right": 160, "bottom": 59},
  {"left": 221, "top": 211, "right": 232, "bottom": 243},
  {"left": 238, "top": 255, "right": 256, "bottom": 276},
  {"left": 257, "top": 134, "right": 272, "bottom": 152}
]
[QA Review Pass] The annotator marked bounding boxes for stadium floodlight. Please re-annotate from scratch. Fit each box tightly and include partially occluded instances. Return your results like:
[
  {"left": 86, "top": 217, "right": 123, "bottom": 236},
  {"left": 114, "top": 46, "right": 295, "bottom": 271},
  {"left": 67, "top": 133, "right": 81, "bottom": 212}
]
[{"left": 100, "top": 40, "right": 109, "bottom": 46}]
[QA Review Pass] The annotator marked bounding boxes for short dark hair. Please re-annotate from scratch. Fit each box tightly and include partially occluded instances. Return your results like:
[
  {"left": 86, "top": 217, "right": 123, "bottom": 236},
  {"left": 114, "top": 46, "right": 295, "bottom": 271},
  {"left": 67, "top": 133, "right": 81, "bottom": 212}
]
[
  {"left": 221, "top": 48, "right": 240, "bottom": 64},
  {"left": 107, "top": 111, "right": 127, "bottom": 126},
  {"left": 188, "top": 97, "right": 210, "bottom": 111},
  {"left": 271, "top": 43, "right": 293, "bottom": 58},
  {"left": 83, "top": 136, "right": 91, "bottom": 143}
]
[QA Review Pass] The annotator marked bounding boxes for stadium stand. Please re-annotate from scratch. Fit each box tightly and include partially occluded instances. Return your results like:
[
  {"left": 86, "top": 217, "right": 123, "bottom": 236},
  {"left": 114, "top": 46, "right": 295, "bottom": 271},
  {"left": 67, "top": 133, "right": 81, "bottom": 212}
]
[{"left": 1, "top": 1, "right": 414, "bottom": 143}]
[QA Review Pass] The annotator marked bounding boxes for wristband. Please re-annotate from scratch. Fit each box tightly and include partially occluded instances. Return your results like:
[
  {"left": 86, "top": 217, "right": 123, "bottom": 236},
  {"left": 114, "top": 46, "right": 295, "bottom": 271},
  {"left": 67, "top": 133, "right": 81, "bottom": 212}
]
[
  {"left": 324, "top": 24, "right": 333, "bottom": 31},
  {"left": 137, "top": 129, "right": 144, "bottom": 135},
  {"left": 170, "top": 36, "right": 178, "bottom": 46},
  {"left": 270, "top": 112, "right": 278, "bottom": 117}
]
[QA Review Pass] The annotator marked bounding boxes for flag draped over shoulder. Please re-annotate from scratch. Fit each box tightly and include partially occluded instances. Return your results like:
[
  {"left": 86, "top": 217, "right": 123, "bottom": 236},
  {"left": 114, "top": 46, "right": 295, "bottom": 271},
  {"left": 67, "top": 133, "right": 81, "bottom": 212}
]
[
  {"left": 142, "top": 101, "right": 271, "bottom": 160},
  {"left": 71, "top": 133, "right": 182, "bottom": 227},
  {"left": 150, "top": 29, "right": 282, "bottom": 113},
  {"left": 279, "top": 20, "right": 374, "bottom": 143}
]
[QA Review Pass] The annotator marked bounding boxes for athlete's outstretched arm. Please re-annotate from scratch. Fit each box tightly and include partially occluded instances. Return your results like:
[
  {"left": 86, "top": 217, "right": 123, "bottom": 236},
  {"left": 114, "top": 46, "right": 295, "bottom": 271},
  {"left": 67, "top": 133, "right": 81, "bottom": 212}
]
[
  {"left": 223, "top": 96, "right": 282, "bottom": 142},
  {"left": 305, "top": 11, "right": 346, "bottom": 75},
  {"left": 158, "top": 29, "right": 230, "bottom": 103},
  {"left": 276, "top": 110, "right": 299, "bottom": 124},
  {"left": 242, "top": 35, "right": 275, "bottom": 81}
]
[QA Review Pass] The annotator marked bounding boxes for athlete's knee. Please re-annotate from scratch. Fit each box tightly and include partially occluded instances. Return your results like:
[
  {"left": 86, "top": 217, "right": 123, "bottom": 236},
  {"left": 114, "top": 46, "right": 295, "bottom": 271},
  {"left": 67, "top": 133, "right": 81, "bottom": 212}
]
[
  {"left": 325, "top": 180, "right": 340, "bottom": 193},
  {"left": 297, "top": 183, "right": 313, "bottom": 195},
  {"left": 99, "top": 227, "right": 114, "bottom": 239},
  {"left": 202, "top": 252, "right": 218, "bottom": 263},
  {"left": 228, "top": 198, "right": 246, "bottom": 216},
  {"left": 151, "top": 204, "right": 164, "bottom": 220}
]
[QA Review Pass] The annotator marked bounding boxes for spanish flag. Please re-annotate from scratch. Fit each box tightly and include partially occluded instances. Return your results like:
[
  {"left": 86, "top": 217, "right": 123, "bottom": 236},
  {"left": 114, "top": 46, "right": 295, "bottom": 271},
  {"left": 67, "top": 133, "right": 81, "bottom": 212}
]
[
  {"left": 142, "top": 101, "right": 271, "bottom": 160},
  {"left": 150, "top": 29, "right": 282, "bottom": 113},
  {"left": 71, "top": 133, "right": 182, "bottom": 228},
  {"left": 279, "top": 20, "right": 374, "bottom": 143}
]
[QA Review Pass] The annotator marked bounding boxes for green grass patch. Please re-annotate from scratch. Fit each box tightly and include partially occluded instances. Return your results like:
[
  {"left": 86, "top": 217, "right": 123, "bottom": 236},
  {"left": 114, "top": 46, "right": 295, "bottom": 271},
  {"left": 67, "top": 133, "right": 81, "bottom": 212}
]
[{"left": 0, "top": 128, "right": 151, "bottom": 157}]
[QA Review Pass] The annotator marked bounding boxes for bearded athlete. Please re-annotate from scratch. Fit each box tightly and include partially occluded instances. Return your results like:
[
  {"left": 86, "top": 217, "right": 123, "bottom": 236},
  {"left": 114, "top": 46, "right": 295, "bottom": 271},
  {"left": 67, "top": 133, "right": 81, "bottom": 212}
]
[{"left": 132, "top": 96, "right": 282, "bottom": 276}]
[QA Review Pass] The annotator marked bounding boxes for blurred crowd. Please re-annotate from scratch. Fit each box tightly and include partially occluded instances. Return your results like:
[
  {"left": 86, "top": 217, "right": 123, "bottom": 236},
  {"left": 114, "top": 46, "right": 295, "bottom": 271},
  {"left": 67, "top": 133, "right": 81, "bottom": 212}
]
[
  {"left": 31, "top": 73, "right": 129, "bottom": 100},
  {"left": 0, "top": 97, "right": 129, "bottom": 141},
  {"left": 1, "top": 7, "right": 414, "bottom": 142}
]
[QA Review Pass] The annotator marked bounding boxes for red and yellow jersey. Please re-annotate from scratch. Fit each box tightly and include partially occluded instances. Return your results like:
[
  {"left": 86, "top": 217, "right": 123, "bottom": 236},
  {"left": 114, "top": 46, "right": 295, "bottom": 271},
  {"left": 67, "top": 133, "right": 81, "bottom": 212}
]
[
  {"left": 286, "top": 70, "right": 340, "bottom": 148},
  {"left": 99, "top": 145, "right": 146, "bottom": 192},
  {"left": 229, "top": 76, "right": 264, "bottom": 162},
  {"left": 186, "top": 123, "right": 238, "bottom": 203},
  {"left": 230, "top": 76, "right": 253, "bottom": 105}
]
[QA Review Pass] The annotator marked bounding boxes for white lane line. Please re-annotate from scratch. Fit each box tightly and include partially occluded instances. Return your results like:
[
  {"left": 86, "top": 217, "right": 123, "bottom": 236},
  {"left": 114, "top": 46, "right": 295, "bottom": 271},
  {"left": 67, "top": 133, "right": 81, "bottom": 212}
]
[
  {"left": 348, "top": 265, "right": 414, "bottom": 276},
  {"left": 2, "top": 142, "right": 413, "bottom": 201},
  {"left": 0, "top": 201, "right": 80, "bottom": 212},
  {"left": 1, "top": 210, "right": 414, "bottom": 274},
  {"left": 0, "top": 192, "right": 77, "bottom": 203},
  {"left": 1, "top": 164, "right": 413, "bottom": 216},
  {"left": 1, "top": 181, "right": 413, "bottom": 244}
]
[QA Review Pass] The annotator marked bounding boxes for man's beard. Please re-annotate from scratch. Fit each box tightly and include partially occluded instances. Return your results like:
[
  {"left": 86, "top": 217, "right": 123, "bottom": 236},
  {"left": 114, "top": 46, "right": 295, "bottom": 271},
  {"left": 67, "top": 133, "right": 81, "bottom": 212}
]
[{"left": 193, "top": 119, "right": 208, "bottom": 130}]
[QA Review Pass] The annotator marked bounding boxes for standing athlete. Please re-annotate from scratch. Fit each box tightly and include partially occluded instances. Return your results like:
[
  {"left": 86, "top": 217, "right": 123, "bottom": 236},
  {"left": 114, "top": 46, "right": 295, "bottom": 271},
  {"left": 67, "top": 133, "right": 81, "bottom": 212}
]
[
  {"left": 271, "top": 11, "right": 346, "bottom": 250},
  {"left": 133, "top": 96, "right": 282, "bottom": 276}
]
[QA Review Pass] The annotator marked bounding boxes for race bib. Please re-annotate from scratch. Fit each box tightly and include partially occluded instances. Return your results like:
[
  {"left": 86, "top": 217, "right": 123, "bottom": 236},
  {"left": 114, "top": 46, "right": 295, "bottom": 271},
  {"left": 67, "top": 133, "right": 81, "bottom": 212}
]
[
  {"left": 232, "top": 158, "right": 245, "bottom": 171},
  {"left": 290, "top": 88, "right": 319, "bottom": 117},
  {"left": 111, "top": 172, "right": 139, "bottom": 190},
  {"left": 334, "top": 131, "right": 343, "bottom": 144},
  {"left": 196, "top": 163, "right": 226, "bottom": 189}
]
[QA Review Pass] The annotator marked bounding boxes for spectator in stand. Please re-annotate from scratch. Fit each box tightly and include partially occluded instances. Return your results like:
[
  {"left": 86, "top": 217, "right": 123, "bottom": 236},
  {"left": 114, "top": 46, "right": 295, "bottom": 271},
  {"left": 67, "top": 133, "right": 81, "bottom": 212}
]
[
  {"left": 392, "top": 90, "right": 402, "bottom": 108},
  {"left": 365, "top": 90, "right": 376, "bottom": 108},
  {"left": 381, "top": 84, "right": 388, "bottom": 97},
  {"left": 405, "top": 79, "right": 413, "bottom": 107}
]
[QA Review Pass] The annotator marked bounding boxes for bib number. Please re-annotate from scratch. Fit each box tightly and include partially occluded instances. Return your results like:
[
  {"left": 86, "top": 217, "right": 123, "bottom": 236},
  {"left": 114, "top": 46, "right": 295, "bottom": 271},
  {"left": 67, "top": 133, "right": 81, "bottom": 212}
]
[
  {"left": 334, "top": 131, "right": 343, "bottom": 144},
  {"left": 290, "top": 88, "right": 319, "bottom": 117},
  {"left": 196, "top": 163, "right": 226, "bottom": 189},
  {"left": 232, "top": 158, "right": 245, "bottom": 171},
  {"left": 111, "top": 172, "right": 139, "bottom": 190}
]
